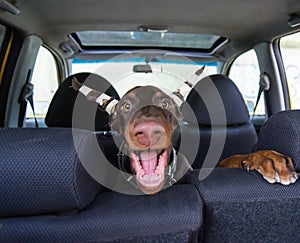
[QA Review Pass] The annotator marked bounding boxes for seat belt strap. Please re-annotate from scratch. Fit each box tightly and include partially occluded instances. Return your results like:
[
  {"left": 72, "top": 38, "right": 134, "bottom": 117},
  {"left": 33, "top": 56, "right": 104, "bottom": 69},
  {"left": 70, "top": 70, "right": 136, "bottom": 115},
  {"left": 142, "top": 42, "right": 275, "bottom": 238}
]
[
  {"left": 18, "top": 70, "right": 38, "bottom": 127},
  {"left": 26, "top": 85, "right": 38, "bottom": 128},
  {"left": 18, "top": 82, "right": 38, "bottom": 127},
  {"left": 252, "top": 73, "right": 270, "bottom": 116}
]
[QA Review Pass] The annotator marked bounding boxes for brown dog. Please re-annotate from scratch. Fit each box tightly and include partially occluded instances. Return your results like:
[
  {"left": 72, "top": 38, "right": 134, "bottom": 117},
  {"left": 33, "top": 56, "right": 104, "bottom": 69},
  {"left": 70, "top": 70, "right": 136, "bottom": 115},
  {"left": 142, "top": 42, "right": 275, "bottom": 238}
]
[
  {"left": 72, "top": 78, "right": 191, "bottom": 194},
  {"left": 218, "top": 150, "right": 298, "bottom": 185},
  {"left": 109, "top": 85, "right": 191, "bottom": 194}
]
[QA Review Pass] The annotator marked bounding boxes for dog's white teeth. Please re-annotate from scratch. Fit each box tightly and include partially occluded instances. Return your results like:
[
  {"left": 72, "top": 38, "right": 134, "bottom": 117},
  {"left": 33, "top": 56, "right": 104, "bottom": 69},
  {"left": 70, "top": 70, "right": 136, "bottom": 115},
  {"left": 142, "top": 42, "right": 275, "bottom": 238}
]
[
  {"left": 136, "top": 164, "right": 142, "bottom": 171},
  {"left": 137, "top": 169, "right": 145, "bottom": 177},
  {"left": 130, "top": 152, "right": 140, "bottom": 161}
]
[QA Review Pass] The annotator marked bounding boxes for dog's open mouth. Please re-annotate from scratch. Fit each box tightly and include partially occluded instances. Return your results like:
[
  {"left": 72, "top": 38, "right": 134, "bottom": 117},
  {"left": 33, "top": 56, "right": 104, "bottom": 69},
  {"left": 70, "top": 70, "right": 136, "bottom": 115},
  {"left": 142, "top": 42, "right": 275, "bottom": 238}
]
[
  {"left": 125, "top": 111, "right": 175, "bottom": 194},
  {"left": 130, "top": 149, "right": 168, "bottom": 194}
]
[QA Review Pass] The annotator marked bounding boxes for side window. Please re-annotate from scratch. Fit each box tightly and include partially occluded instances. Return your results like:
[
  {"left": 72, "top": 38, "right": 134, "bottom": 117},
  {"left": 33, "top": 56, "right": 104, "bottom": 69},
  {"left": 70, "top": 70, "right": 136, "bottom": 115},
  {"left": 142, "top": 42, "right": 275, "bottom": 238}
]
[
  {"left": 279, "top": 32, "right": 300, "bottom": 110},
  {"left": 25, "top": 46, "right": 59, "bottom": 126},
  {"left": 228, "top": 49, "right": 264, "bottom": 116}
]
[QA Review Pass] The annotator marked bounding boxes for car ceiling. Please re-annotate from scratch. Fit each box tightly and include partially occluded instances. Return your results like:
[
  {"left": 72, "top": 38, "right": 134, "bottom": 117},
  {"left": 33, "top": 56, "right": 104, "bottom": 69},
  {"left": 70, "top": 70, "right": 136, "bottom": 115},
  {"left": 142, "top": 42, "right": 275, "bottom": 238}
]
[{"left": 0, "top": 0, "right": 300, "bottom": 60}]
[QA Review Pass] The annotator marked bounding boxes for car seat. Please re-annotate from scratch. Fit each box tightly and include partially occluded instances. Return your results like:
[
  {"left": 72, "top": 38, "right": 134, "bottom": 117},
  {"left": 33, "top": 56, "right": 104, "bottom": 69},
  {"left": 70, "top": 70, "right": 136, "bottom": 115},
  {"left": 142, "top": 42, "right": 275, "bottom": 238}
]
[
  {"left": 176, "top": 74, "right": 258, "bottom": 169},
  {"left": 45, "top": 72, "right": 121, "bottom": 166},
  {"left": 0, "top": 127, "right": 202, "bottom": 242},
  {"left": 257, "top": 109, "right": 300, "bottom": 171},
  {"left": 45, "top": 72, "right": 120, "bottom": 131},
  {"left": 185, "top": 109, "right": 300, "bottom": 242}
]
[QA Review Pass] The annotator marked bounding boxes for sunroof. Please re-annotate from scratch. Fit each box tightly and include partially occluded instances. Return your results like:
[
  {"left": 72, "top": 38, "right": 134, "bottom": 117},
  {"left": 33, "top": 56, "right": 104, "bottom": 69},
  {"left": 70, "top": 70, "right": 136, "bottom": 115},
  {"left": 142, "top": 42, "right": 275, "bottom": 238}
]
[{"left": 72, "top": 31, "right": 226, "bottom": 51}]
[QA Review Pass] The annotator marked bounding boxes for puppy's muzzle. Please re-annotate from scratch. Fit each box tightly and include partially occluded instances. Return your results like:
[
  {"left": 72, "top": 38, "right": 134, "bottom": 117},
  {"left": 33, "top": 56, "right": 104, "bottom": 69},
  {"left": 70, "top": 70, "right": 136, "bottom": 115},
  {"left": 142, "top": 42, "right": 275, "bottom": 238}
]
[{"left": 132, "top": 121, "right": 167, "bottom": 148}]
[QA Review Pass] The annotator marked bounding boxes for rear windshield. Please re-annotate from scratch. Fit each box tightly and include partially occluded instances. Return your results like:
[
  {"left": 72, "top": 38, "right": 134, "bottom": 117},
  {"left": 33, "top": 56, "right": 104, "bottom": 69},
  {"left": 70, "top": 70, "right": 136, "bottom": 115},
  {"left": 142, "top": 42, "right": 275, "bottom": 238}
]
[{"left": 71, "top": 57, "right": 218, "bottom": 97}]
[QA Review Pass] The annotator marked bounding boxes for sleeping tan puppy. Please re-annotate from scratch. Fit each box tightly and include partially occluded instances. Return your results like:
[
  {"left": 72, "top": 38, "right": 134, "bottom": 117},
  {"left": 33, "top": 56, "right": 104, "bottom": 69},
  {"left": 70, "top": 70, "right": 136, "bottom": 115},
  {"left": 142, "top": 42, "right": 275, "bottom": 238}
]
[{"left": 218, "top": 150, "right": 298, "bottom": 185}]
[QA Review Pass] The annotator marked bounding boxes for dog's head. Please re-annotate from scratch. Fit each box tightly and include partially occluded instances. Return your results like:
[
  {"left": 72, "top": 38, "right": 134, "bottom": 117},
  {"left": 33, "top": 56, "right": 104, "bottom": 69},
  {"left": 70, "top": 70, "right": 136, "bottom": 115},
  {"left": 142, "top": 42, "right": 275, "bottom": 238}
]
[
  {"left": 72, "top": 79, "right": 184, "bottom": 194},
  {"left": 110, "top": 85, "right": 182, "bottom": 194}
]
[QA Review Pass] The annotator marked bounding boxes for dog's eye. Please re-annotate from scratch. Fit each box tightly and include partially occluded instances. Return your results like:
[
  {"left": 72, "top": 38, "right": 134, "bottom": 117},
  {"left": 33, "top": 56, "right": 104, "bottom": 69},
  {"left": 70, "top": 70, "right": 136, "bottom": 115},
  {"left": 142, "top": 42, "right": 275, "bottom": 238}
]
[
  {"left": 122, "top": 103, "right": 131, "bottom": 112},
  {"left": 161, "top": 100, "right": 169, "bottom": 109}
]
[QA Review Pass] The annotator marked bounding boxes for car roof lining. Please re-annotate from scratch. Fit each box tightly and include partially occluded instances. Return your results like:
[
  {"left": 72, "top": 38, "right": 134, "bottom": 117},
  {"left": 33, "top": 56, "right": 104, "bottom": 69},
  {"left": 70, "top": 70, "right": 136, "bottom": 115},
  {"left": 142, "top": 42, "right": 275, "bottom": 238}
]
[{"left": 0, "top": 0, "right": 299, "bottom": 60}]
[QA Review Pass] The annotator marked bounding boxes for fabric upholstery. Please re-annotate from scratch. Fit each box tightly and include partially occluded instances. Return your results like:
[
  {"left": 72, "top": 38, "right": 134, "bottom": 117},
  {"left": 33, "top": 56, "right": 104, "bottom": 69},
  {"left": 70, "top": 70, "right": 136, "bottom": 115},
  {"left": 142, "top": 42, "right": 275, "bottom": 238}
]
[
  {"left": 257, "top": 109, "right": 300, "bottom": 171},
  {"left": 45, "top": 72, "right": 119, "bottom": 131},
  {"left": 0, "top": 127, "right": 203, "bottom": 242},
  {"left": 177, "top": 74, "right": 257, "bottom": 168},
  {"left": 0, "top": 128, "right": 102, "bottom": 217},
  {"left": 0, "top": 184, "right": 202, "bottom": 242},
  {"left": 185, "top": 110, "right": 300, "bottom": 242},
  {"left": 187, "top": 168, "right": 300, "bottom": 242},
  {"left": 181, "top": 74, "right": 250, "bottom": 126}
]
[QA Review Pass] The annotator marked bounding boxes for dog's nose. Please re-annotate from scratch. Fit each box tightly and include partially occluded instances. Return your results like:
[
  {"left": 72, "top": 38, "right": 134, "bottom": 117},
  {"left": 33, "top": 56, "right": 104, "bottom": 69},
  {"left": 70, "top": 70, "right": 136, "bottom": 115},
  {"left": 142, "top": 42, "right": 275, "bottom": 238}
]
[{"left": 134, "top": 123, "right": 166, "bottom": 147}]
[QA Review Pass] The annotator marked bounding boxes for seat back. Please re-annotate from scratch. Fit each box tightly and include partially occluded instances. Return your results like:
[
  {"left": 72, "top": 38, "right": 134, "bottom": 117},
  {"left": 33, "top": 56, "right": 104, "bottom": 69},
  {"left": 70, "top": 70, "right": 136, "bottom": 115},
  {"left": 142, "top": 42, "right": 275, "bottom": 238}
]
[
  {"left": 257, "top": 109, "right": 300, "bottom": 171},
  {"left": 0, "top": 127, "right": 203, "bottom": 242},
  {"left": 186, "top": 109, "right": 300, "bottom": 242},
  {"left": 45, "top": 72, "right": 119, "bottom": 131},
  {"left": 0, "top": 128, "right": 102, "bottom": 218},
  {"left": 177, "top": 74, "right": 257, "bottom": 168}
]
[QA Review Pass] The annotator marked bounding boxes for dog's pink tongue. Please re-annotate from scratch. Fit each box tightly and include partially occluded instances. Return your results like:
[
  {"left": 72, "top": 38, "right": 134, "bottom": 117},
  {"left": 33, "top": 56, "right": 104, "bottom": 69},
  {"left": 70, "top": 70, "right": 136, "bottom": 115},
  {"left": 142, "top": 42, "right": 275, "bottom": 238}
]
[{"left": 139, "top": 151, "right": 157, "bottom": 175}]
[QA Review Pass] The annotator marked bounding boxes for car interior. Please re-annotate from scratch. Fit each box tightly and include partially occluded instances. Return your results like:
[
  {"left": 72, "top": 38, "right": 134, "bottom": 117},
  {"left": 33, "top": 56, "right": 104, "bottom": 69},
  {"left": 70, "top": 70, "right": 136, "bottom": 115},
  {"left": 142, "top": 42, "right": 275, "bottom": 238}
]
[{"left": 1, "top": 0, "right": 300, "bottom": 242}]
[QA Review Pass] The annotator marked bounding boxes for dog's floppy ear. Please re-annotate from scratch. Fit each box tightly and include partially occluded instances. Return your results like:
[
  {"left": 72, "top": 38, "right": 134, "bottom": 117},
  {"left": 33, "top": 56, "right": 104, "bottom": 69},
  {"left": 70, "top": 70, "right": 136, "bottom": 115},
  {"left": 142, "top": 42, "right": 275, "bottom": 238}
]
[
  {"left": 109, "top": 104, "right": 117, "bottom": 129},
  {"left": 71, "top": 77, "right": 82, "bottom": 91},
  {"left": 174, "top": 101, "right": 183, "bottom": 120},
  {"left": 170, "top": 65, "right": 205, "bottom": 107},
  {"left": 72, "top": 77, "right": 101, "bottom": 102},
  {"left": 71, "top": 77, "right": 119, "bottom": 114},
  {"left": 169, "top": 98, "right": 183, "bottom": 129}
]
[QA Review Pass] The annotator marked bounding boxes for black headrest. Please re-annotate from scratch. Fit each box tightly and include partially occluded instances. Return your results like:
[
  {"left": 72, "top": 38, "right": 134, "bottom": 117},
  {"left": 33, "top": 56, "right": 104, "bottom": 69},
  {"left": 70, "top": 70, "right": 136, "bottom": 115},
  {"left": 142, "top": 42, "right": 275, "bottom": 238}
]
[
  {"left": 257, "top": 110, "right": 300, "bottom": 171},
  {"left": 45, "top": 72, "right": 119, "bottom": 131},
  {"left": 0, "top": 128, "right": 103, "bottom": 217},
  {"left": 181, "top": 74, "right": 249, "bottom": 126}
]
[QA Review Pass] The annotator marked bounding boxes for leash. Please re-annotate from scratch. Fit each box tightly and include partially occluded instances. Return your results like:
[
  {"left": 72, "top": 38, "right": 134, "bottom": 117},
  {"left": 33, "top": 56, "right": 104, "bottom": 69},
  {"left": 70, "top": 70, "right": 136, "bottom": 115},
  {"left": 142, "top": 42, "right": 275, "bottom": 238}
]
[{"left": 117, "top": 142, "right": 178, "bottom": 188}]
